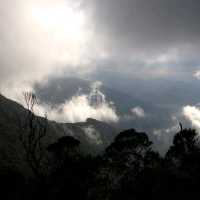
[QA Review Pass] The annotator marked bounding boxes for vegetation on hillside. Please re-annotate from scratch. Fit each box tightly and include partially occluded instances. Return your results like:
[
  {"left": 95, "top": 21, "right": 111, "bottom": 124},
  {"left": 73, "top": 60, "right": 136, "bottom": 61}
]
[{"left": 0, "top": 93, "right": 200, "bottom": 200}]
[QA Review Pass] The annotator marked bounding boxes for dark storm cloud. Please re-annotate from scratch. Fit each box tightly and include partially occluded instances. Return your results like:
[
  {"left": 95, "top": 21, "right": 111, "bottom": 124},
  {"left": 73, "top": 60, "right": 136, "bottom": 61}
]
[{"left": 84, "top": 0, "right": 200, "bottom": 55}]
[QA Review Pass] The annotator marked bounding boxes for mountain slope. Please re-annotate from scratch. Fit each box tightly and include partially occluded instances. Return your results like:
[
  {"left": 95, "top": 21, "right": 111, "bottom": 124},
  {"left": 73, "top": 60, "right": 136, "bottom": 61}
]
[{"left": 0, "top": 94, "right": 116, "bottom": 171}]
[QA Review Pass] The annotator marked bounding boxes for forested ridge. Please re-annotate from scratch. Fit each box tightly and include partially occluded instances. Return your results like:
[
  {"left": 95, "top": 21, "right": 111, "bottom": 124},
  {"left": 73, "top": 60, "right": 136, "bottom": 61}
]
[{"left": 1, "top": 94, "right": 200, "bottom": 200}]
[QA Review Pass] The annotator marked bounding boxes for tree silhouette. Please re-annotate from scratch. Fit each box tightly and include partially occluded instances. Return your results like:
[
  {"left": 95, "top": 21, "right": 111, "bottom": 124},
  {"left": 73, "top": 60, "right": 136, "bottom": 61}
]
[
  {"left": 47, "top": 136, "right": 92, "bottom": 200},
  {"left": 47, "top": 135, "right": 80, "bottom": 167},
  {"left": 166, "top": 127, "right": 200, "bottom": 167},
  {"left": 88, "top": 129, "right": 154, "bottom": 200},
  {"left": 160, "top": 126, "right": 200, "bottom": 200},
  {"left": 106, "top": 129, "right": 152, "bottom": 171},
  {"left": 18, "top": 92, "right": 48, "bottom": 180}
]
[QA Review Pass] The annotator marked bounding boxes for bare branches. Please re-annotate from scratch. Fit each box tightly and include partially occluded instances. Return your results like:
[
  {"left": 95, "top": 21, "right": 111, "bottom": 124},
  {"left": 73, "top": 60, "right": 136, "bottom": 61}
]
[
  {"left": 23, "top": 92, "right": 38, "bottom": 112},
  {"left": 19, "top": 92, "right": 48, "bottom": 180}
]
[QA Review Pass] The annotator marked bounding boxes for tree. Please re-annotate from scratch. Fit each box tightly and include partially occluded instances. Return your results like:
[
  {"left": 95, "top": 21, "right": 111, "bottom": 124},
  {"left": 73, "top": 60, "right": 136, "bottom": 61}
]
[
  {"left": 18, "top": 92, "right": 48, "bottom": 180},
  {"left": 47, "top": 136, "right": 90, "bottom": 200},
  {"left": 166, "top": 126, "right": 200, "bottom": 167},
  {"left": 47, "top": 136, "right": 80, "bottom": 168},
  {"left": 105, "top": 129, "right": 152, "bottom": 171},
  {"left": 89, "top": 129, "right": 154, "bottom": 200}
]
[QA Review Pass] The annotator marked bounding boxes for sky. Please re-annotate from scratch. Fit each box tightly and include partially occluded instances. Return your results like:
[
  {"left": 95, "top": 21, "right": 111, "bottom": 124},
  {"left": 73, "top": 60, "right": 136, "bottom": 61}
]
[
  {"left": 1, "top": 0, "right": 200, "bottom": 148},
  {"left": 1, "top": 0, "right": 200, "bottom": 88}
]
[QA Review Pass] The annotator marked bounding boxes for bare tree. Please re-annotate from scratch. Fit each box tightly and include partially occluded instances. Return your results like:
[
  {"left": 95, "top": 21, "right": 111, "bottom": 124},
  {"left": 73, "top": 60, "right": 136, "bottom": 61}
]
[{"left": 18, "top": 92, "right": 47, "bottom": 180}]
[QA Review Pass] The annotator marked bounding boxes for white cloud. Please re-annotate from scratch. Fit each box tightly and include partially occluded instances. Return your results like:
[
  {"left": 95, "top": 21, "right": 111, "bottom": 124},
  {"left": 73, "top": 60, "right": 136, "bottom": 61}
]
[
  {"left": 122, "top": 106, "right": 146, "bottom": 121},
  {"left": 146, "top": 48, "right": 179, "bottom": 65},
  {"left": 193, "top": 70, "right": 200, "bottom": 80},
  {"left": 183, "top": 105, "right": 200, "bottom": 130},
  {"left": 153, "top": 125, "right": 179, "bottom": 141},
  {"left": 152, "top": 115, "right": 180, "bottom": 153},
  {"left": 131, "top": 106, "right": 145, "bottom": 118},
  {"left": 34, "top": 85, "right": 119, "bottom": 123}
]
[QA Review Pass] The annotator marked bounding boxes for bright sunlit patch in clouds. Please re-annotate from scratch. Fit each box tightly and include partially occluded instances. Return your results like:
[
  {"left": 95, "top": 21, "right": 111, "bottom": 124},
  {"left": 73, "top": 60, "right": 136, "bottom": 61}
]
[
  {"left": 24, "top": 0, "right": 92, "bottom": 66},
  {"left": 30, "top": 2, "right": 86, "bottom": 41},
  {"left": 0, "top": 0, "right": 95, "bottom": 102}
]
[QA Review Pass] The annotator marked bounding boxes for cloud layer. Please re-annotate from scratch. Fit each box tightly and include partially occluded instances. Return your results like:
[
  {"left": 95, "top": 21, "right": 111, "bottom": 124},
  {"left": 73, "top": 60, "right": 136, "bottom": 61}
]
[
  {"left": 1, "top": 0, "right": 200, "bottom": 100},
  {"left": 131, "top": 107, "right": 145, "bottom": 118},
  {"left": 0, "top": 0, "right": 93, "bottom": 100},
  {"left": 34, "top": 83, "right": 119, "bottom": 123},
  {"left": 85, "top": 0, "right": 200, "bottom": 54}
]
